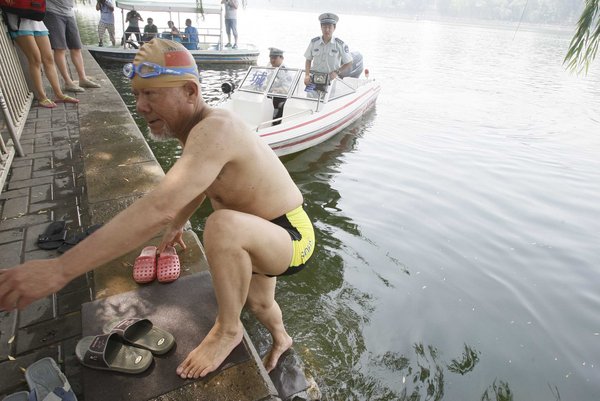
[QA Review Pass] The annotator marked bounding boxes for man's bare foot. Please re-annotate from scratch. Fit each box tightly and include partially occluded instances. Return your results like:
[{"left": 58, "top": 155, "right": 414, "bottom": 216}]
[
  {"left": 176, "top": 325, "right": 243, "bottom": 379},
  {"left": 263, "top": 334, "right": 293, "bottom": 372}
]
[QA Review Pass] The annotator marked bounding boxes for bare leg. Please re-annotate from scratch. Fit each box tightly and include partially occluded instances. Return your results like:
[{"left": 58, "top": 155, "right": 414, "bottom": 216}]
[
  {"left": 68, "top": 48, "right": 88, "bottom": 82},
  {"left": 14, "top": 35, "right": 48, "bottom": 100},
  {"left": 176, "top": 209, "right": 293, "bottom": 379},
  {"left": 246, "top": 274, "right": 293, "bottom": 372},
  {"left": 53, "top": 48, "right": 76, "bottom": 87},
  {"left": 35, "top": 36, "right": 67, "bottom": 99}
]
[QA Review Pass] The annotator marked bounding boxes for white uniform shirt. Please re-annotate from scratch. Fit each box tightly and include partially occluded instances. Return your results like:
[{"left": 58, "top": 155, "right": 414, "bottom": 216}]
[{"left": 304, "top": 35, "right": 352, "bottom": 73}]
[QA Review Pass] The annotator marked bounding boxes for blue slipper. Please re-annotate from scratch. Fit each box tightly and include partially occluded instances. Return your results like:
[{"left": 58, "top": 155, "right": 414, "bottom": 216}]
[
  {"left": 25, "top": 357, "right": 77, "bottom": 401},
  {"left": 1, "top": 391, "right": 29, "bottom": 401}
]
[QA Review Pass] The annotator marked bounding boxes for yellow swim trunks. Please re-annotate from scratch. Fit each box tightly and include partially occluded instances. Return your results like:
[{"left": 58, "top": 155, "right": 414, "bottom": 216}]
[{"left": 270, "top": 205, "right": 315, "bottom": 276}]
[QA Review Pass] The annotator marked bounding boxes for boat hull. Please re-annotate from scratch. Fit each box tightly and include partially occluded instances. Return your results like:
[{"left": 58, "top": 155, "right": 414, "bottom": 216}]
[
  {"left": 87, "top": 46, "right": 260, "bottom": 65},
  {"left": 260, "top": 85, "right": 380, "bottom": 157}
]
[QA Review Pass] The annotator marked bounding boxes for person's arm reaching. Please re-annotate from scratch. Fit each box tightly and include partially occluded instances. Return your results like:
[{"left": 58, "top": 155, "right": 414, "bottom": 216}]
[
  {"left": 158, "top": 192, "right": 206, "bottom": 252},
  {"left": 0, "top": 118, "right": 229, "bottom": 312}
]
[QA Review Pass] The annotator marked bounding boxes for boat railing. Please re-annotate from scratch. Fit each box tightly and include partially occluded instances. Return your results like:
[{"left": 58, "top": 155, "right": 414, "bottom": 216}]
[
  {"left": 150, "top": 26, "right": 221, "bottom": 49},
  {"left": 255, "top": 109, "right": 313, "bottom": 131}
]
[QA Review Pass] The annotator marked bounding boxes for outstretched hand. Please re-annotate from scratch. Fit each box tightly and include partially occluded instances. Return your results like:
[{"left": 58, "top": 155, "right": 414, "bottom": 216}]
[
  {"left": 158, "top": 226, "right": 187, "bottom": 253},
  {"left": 0, "top": 259, "right": 68, "bottom": 311}
]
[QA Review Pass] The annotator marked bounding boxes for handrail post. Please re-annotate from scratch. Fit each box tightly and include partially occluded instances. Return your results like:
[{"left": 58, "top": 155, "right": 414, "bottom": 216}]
[{"left": 0, "top": 88, "right": 25, "bottom": 157}]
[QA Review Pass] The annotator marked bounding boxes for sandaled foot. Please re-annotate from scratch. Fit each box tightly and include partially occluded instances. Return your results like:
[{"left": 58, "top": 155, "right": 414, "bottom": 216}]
[
  {"left": 38, "top": 98, "right": 56, "bottom": 108},
  {"left": 63, "top": 83, "right": 85, "bottom": 93},
  {"left": 56, "top": 95, "right": 80, "bottom": 104},
  {"left": 79, "top": 78, "right": 101, "bottom": 88}
]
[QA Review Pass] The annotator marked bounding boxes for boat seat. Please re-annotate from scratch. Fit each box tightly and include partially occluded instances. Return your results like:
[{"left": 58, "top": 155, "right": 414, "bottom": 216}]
[
  {"left": 281, "top": 98, "right": 313, "bottom": 122},
  {"left": 225, "top": 95, "right": 274, "bottom": 129}
]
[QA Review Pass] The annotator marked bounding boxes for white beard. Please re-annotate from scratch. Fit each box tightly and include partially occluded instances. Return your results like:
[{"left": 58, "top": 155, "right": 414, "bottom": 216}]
[{"left": 149, "top": 124, "right": 173, "bottom": 141}]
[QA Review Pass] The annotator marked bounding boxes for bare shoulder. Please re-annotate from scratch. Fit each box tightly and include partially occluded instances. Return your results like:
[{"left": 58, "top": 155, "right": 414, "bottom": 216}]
[{"left": 183, "top": 108, "right": 257, "bottom": 160}]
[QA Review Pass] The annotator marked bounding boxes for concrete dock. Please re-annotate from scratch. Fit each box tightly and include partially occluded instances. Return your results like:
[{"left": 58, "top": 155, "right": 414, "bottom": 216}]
[{"left": 0, "top": 50, "right": 312, "bottom": 400}]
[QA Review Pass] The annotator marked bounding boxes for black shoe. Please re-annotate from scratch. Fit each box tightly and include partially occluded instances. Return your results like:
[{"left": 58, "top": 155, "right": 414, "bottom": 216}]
[{"left": 98, "top": 42, "right": 103, "bottom": 47}]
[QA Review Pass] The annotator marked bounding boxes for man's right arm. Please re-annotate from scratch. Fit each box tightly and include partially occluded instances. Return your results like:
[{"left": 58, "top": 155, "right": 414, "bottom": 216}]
[
  {"left": 0, "top": 123, "right": 227, "bottom": 311},
  {"left": 304, "top": 59, "right": 312, "bottom": 85}
]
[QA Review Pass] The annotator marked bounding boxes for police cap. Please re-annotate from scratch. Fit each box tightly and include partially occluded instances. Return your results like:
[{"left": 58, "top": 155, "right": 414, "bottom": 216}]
[
  {"left": 269, "top": 47, "right": 284, "bottom": 57},
  {"left": 318, "top": 13, "right": 339, "bottom": 25}
]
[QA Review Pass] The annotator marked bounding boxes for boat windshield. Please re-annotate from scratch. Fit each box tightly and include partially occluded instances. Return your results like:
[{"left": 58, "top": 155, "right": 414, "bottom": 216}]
[
  {"left": 238, "top": 66, "right": 356, "bottom": 102},
  {"left": 268, "top": 68, "right": 300, "bottom": 97},
  {"left": 239, "top": 67, "right": 277, "bottom": 93}
]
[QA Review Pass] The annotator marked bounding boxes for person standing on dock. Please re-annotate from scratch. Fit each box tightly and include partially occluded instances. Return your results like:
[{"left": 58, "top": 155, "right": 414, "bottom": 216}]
[
  {"left": 0, "top": 38, "right": 316, "bottom": 379},
  {"left": 2, "top": 12, "right": 79, "bottom": 108},
  {"left": 303, "top": 12, "right": 353, "bottom": 86},
  {"left": 221, "top": 0, "right": 238, "bottom": 49},
  {"left": 96, "top": 0, "right": 116, "bottom": 47},
  {"left": 44, "top": 0, "right": 102, "bottom": 93}
]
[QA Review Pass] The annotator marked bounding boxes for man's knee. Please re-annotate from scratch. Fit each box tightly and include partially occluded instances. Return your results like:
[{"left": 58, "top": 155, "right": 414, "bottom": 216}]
[
  {"left": 245, "top": 296, "right": 272, "bottom": 315},
  {"left": 204, "top": 210, "right": 240, "bottom": 241}
]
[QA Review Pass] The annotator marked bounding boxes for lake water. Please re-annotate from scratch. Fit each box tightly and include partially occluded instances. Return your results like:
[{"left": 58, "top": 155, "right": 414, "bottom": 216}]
[{"left": 74, "top": 5, "right": 600, "bottom": 400}]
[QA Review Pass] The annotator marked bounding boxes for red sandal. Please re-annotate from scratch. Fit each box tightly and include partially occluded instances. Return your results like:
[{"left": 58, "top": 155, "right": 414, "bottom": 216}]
[
  {"left": 133, "top": 246, "right": 157, "bottom": 283},
  {"left": 157, "top": 246, "right": 180, "bottom": 283}
]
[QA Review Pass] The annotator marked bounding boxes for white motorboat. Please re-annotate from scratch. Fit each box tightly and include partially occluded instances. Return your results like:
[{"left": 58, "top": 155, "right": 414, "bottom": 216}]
[
  {"left": 87, "top": 0, "right": 259, "bottom": 65},
  {"left": 218, "top": 64, "right": 380, "bottom": 156}
]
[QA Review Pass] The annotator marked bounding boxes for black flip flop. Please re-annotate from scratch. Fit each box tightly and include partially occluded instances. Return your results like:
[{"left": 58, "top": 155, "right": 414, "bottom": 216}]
[
  {"left": 37, "top": 221, "right": 67, "bottom": 250},
  {"left": 57, "top": 224, "right": 102, "bottom": 254}
]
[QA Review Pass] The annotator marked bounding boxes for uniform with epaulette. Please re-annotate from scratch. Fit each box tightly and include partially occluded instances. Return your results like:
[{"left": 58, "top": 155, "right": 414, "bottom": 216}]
[{"left": 303, "top": 13, "right": 353, "bottom": 74}]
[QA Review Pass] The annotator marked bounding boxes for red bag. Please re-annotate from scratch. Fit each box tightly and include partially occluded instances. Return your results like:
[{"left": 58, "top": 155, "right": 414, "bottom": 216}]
[{"left": 0, "top": 0, "right": 46, "bottom": 21}]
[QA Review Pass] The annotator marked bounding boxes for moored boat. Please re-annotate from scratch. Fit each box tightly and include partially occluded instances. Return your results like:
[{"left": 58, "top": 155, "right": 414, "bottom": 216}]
[
  {"left": 87, "top": 0, "right": 259, "bottom": 65},
  {"left": 218, "top": 64, "right": 380, "bottom": 156}
]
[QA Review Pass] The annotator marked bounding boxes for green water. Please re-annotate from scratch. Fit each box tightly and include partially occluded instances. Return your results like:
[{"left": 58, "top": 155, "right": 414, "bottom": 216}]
[{"left": 75, "top": 5, "right": 600, "bottom": 401}]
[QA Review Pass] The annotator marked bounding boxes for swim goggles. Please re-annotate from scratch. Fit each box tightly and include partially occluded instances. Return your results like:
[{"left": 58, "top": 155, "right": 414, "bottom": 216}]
[{"left": 122, "top": 62, "right": 199, "bottom": 79}]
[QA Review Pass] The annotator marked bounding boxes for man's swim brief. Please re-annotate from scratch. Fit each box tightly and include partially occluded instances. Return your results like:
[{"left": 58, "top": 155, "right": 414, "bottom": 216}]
[{"left": 269, "top": 205, "right": 315, "bottom": 277}]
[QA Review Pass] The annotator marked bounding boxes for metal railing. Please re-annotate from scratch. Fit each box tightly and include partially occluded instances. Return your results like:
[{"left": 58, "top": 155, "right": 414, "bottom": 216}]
[{"left": 0, "top": 16, "right": 32, "bottom": 159}]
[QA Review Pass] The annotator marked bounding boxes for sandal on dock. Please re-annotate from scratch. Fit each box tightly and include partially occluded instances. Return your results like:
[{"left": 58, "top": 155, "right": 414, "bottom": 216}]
[
  {"left": 38, "top": 98, "right": 56, "bottom": 108},
  {"left": 76, "top": 333, "right": 153, "bottom": 374},
  {"left": 103, "top": 317, "right": 175, "bottom": 355},
  {"left": 25, "top": 357, "right": 78, "bottom": 401},
  {"left": 56, "top": 95, "right": 80, "bottom": 104},
  {"left": 157, "top": 246, "right": 180, "bottom": 283}
]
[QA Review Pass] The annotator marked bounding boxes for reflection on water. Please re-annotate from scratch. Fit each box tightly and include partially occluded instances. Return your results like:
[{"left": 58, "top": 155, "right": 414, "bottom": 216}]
[{"left": 76, "top": 5, "right": 600, "bottom": 401}]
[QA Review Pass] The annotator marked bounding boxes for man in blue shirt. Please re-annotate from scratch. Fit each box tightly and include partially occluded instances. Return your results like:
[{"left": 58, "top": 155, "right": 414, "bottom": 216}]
[{"left": 183, "top": 18, "right": 199, "bottom": 50}]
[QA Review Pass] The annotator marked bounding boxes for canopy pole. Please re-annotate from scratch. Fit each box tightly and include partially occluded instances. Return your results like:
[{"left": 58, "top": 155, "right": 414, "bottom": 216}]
[{"left": 121, "top": 8, "right": 126, "bottom": 48}]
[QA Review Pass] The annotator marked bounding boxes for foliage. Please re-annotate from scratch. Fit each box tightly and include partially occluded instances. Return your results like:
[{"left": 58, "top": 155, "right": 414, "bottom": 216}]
[{"left": 564, "top": 0, "right": 600, "bottom": 74}]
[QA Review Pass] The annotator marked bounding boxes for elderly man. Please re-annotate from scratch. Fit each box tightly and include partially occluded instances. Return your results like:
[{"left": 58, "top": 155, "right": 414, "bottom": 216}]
[
  {"left": 304, "top": 12, "right": 353, "bottom": 86},
  {"left": 0, "top": 39, "right": 315, "bottom": 379}
]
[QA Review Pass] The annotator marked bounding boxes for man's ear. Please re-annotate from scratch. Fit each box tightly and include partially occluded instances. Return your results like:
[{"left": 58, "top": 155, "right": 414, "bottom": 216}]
[{"left": 183, "top": 81, "right": 199, "bottom": 102}]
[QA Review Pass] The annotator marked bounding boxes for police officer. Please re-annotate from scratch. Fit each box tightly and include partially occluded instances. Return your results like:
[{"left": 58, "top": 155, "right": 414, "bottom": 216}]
[
  {"left": 268, "top": 47, "right": 287, "bottom": 124},
  {"left": 303, "top": 12, "right": 353, "bottom": 86},
  {"left": 268, "top": 47, "right": 285, "bottom": 68}
]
